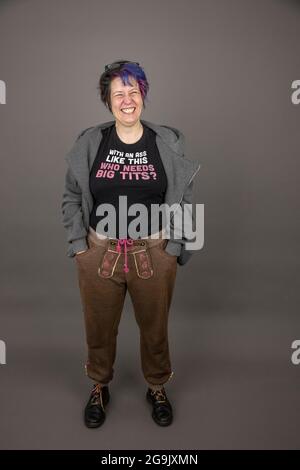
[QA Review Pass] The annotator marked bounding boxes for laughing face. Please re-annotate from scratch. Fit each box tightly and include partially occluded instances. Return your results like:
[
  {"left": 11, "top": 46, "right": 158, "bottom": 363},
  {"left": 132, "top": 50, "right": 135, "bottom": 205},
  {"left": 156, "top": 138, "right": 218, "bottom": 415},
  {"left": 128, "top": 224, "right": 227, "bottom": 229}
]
[{"left": 109, "top": 76, "right": 144, "bottom": 127}]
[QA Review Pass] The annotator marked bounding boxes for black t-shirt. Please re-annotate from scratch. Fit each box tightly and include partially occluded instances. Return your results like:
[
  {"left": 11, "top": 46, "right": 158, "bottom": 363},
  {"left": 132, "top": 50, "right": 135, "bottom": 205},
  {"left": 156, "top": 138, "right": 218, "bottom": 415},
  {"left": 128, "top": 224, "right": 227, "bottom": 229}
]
[{"left": 89, "top": 123, "right": 167, "bottom": 238}]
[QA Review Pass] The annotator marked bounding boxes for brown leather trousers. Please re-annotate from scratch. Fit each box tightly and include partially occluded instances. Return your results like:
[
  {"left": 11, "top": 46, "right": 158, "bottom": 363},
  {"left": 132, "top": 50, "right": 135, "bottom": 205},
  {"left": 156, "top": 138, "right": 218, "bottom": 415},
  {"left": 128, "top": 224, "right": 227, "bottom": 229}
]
[{"left": 75, "top": 227, "right": 177, "bottom": 390}]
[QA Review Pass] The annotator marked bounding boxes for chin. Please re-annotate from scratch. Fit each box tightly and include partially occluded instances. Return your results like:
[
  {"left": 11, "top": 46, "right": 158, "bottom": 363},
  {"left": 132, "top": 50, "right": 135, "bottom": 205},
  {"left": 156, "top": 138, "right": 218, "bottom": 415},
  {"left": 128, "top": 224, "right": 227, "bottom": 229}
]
[{"left": 119, "top": 114, "right": 141, "bottom": 124}]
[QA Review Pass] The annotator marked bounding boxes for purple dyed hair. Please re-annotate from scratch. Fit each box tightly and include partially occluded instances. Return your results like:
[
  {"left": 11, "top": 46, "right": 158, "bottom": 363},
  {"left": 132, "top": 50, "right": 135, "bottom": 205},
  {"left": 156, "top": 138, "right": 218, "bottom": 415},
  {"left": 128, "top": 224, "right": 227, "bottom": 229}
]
[{"left": 98, "top": 60, "right": 149, "bottom": 113}]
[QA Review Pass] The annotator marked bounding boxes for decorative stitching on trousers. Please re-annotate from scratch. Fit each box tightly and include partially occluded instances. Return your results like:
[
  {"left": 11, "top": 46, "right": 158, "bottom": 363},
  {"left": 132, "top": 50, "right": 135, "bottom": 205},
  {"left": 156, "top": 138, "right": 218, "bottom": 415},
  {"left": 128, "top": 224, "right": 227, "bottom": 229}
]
[
  {"left": 98, "top": 250, "right": 121, "bottom": 278},
  {"left": 133, "top": 249, "right": 154, "bottom": 279}
]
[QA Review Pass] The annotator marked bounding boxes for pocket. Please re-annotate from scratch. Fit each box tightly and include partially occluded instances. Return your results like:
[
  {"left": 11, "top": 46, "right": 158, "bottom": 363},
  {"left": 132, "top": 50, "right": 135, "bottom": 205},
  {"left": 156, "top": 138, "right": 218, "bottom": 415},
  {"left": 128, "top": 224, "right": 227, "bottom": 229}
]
[
  {"left": 75, "top": 239, "right": 100, "bottom": 260},
  {"left": 98, "top": 249, "right": 121, "bottom": 278},
  {"left": 157, "top": 239, "right": 178, "bottom": 260},
  {"left": 133, "top": 249, "right": 154, "bottom": 279}
]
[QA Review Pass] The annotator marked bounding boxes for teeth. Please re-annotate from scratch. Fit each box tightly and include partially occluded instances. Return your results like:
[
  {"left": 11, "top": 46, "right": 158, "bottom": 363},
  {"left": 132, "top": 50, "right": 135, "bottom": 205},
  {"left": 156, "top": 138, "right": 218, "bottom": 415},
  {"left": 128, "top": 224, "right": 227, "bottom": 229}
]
[{"left": 121, "top": 107, "right": 135, "bottom": 114}]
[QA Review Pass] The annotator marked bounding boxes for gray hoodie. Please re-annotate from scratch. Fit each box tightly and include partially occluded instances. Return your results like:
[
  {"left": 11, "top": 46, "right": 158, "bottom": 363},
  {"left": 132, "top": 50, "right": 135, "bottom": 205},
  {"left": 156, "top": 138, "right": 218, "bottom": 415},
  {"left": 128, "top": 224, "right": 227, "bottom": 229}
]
[{"left": 61, "top": 119, "right": 201, "bottom": 265}]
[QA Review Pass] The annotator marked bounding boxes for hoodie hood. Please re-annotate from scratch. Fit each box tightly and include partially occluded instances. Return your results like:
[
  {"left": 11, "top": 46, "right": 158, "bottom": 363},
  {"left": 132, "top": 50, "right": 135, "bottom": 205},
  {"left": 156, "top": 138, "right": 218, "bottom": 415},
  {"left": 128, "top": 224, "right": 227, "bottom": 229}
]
[
  {"left": 141, "top": 120, "right": 186, "bottom": 157},
  {"left": 76, "top": 119, "right": 185, "bottom": 158}
]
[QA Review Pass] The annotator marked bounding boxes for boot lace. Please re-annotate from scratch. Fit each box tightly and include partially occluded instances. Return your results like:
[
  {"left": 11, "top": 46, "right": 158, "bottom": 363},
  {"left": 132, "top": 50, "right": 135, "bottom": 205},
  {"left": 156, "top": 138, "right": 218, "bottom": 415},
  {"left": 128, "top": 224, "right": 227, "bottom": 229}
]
[
  {"left": 150, "top": 387, "right": 167, "bottom": 403},
  {"left": 90, "top": 383, "right": 104, "bottom": 410}
]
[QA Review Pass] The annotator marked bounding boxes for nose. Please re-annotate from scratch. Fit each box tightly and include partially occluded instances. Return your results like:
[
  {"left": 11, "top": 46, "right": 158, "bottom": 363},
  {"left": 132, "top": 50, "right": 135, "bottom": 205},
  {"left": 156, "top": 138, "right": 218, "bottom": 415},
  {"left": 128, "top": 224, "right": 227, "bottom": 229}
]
[{"left": 122, "top": 96, "right": 134, "bottom": 105}]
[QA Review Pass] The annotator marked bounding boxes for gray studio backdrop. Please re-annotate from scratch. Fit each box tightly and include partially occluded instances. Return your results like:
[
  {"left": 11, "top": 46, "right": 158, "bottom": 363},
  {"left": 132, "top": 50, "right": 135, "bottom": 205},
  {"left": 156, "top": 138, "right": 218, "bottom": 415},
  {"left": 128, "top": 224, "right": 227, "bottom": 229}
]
[{"left": 0, "top": 0, "right": 300, "bottom": 450}]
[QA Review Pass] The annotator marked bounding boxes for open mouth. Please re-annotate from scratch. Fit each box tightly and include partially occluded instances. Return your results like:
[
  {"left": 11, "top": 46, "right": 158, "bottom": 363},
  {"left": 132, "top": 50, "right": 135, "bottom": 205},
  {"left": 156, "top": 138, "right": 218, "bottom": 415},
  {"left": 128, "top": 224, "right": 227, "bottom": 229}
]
[{"left": 121, "top": 107, "right": 136, "bottom": 114}]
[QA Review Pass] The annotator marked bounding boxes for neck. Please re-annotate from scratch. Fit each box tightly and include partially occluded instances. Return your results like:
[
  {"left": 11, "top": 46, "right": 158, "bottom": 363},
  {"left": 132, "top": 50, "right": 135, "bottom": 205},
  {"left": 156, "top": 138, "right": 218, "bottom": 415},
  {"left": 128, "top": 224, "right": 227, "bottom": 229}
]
[{"left": 115, "top": 120, "right": 143, "bottom": 144}]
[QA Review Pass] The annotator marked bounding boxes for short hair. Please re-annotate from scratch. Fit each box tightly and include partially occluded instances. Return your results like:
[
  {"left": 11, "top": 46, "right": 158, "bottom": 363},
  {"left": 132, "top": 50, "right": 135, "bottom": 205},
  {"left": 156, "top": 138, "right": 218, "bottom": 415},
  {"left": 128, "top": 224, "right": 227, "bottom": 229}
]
[{"left": 97, "top": 60, "right": 150, "bottom": 113}]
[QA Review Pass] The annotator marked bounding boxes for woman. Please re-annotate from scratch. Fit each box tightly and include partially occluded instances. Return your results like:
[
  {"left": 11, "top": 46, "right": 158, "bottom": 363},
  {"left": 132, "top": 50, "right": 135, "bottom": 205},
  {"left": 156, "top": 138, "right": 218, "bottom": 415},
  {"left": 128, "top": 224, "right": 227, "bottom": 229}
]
[{"left": 61, "top": 60, "right": 200, "bottom": 428}]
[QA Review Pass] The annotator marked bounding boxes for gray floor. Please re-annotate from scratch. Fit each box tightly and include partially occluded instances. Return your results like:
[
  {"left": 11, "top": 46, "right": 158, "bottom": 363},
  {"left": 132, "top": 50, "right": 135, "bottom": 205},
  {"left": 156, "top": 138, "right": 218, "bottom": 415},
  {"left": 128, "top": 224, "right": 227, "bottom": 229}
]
[{"left": 1, "top": 260, "right": 300, "bottom": 450}]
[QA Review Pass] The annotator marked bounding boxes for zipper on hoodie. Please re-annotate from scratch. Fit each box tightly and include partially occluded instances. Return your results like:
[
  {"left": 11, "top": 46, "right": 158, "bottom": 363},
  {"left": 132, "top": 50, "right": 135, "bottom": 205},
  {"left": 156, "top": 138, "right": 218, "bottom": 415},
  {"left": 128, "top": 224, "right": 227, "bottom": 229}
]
[{"left": 169, "top": 163, "right": 201, "bottom": 225}]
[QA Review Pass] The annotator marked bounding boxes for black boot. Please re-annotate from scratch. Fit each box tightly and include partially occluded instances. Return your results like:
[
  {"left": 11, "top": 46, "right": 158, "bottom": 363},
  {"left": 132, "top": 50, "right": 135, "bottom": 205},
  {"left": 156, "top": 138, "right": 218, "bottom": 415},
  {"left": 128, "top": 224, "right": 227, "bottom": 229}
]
[
  {"left": 84, "top": 383, "right": 110, "bottom": 428},
  {"left": 146, "top": 386, "right": 173, "bottom": 426}
]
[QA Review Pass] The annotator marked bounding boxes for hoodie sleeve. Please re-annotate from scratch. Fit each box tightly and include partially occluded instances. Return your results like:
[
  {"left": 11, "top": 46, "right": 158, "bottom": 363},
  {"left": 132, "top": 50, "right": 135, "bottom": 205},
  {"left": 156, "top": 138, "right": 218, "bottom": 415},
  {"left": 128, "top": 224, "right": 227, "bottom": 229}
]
[
  {"left": 177, "top": 177, "right": 197, "bottom": 265},
  {"left": 163, "top": 127, "right": 200, "bottom": 265},
  {"left": 61, "top": 132, "right": 89, "bottom": 257},
  {"left": 61, "top": 127, "right": 98, "bottom": 257},
  {"left": 164, "top": 176, "right": 197, "bottom": 265}
]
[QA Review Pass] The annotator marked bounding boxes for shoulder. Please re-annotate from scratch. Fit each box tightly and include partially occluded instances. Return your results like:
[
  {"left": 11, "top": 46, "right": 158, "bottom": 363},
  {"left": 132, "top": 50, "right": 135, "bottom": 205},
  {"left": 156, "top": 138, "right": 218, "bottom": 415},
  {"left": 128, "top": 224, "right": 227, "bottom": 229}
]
[
  {"left": 75, "top": 125, "right": 97, "bottom": 141},
  {"left": 157, "top": 124, "right": 186, "bottom": 157},
  {"left": 75, "top": 120, "right": 115, "bottom": 142},
  {"left": 160, "top": 123, "right": 185, "bottom": 143},
  {"left": 142, "top": 120, "right": 185, "bottom": 156}
]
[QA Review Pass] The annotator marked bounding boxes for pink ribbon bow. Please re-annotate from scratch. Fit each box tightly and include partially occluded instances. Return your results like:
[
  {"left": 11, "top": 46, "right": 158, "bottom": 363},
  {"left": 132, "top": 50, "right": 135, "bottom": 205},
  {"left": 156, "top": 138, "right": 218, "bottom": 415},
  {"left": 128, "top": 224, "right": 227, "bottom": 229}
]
[{"left": 116, "top": 238, "right": 134, "bottom": 272}]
